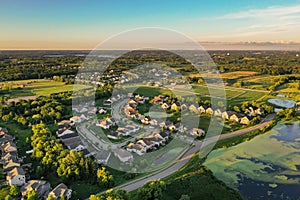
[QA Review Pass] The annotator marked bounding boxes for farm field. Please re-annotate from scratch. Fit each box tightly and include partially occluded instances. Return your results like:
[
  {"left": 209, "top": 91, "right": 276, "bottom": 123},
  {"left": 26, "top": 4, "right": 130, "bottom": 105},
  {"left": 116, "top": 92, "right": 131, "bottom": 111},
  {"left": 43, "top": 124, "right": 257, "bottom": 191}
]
[
  {"left": 1, "top": 79, "right": 90, "bottom": 98},
  {"left": 189, "top": 71, "right": 257, "bottom": 80},
  {"left": 127, "top": 85, "right": 267, "bottom": 107}
]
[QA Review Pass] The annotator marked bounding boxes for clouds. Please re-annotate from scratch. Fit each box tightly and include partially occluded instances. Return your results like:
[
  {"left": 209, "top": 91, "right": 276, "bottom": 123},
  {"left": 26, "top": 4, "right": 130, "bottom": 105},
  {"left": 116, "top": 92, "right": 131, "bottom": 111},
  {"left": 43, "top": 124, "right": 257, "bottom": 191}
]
[
  {"left": 220, "top": 4, "right": 300, "bottom": 19},
  {"left": 206, "top": 4, "right": 300, "bottom": 42}
]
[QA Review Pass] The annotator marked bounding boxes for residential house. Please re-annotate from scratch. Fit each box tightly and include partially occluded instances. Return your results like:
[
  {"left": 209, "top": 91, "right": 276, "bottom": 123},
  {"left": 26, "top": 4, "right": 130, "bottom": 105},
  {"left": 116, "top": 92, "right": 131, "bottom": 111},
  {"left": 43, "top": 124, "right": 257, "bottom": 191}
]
[
  {"left": 170, "top": 102, "right": 180, "bottom": 111},
  {"left": 70, "top": 116, "right": 81, "bottom": 124},
  {"left": 117, "top": 128, "right": 130, "bottom": 137},
  {"left": 95, "top": 150, "right": 111, "bottom": 165},
  {"left": 0, "top": 127, "right": 8, "bottom": 135},
  {"left": 152, "top": 95, "right": 164, "bottom": 104},
  {"left": 3, "top": 158, "right": 20, "bottom": 172},
  {"left": 107, "top": 132, "right": 119, "bottom": 140},
  {"left": 114, "top": 149, "right": 133, "bottom": 163},
  {"left": 255, "top": 108, "right": 264, "bottom": 115},
  {"left": 72, "top": 107, "right": 88, "bottom": 114},
  {"left": 128, "top": 100, "right": 138, "bottom": 109},
  {"left": 97, "top": 118, "right": 116, "bottom": 129},
  {"left": 240, "top": 116, "right": 251, "bottom": 125},
  {"left": 61, "top": 135, "right": 86, "bottom": 151},
  {"left": 221, "top": 111, "right": 230, "bottom": 120},
  {"left": 6, "top": 167, "right": 26, "bottom": 186},
  {"left": 0, "top": 134, "right": 14, "bottom": 145},
  {"left": 158, "top": 132, "right": 169, "bottom": 141},
  {"left": 141, "top": 117, "right": 150, "bottom": 125},
  {"left": 198, "top": 105, "right": 207, "bottom": 114},
  {"left": 161, "top": 102, "right": 170, "bottom": 110},
  {"left": 2, "top": 142, "right": 17, "bottom": 154},
  {"left": 168, "top": 124, "right": 176, "bottom": 132},
  {"left": 149, "top": 119, "right": 158, "bottom": 126},
  {"left": 20, "top": 180, "right": 51, "bottom": 198},
  {"left": 57, "top": 120, "right": 73, "bottom": 130},
  {"left": 144, "top": 135, "right": 164, "bottom": 146},
  {"left": 99, "top": 108, "right": 107, "bottom": 114},
  {"left": 126, "top": 142, "right": 146, "bottom": 156},
  {"left": 47, "top": 183, "right": 72, "bottom": 200},
  {"left": 189, "top": 104, "right": 198, "bottom": 113},
  {"left": 191, "top": 128, "right": 205, "bottom": 137},
  {"left": 206, "top": 107, "right": 214, "bottom": 115},
  {"left": 181, "top": 104, "right": 187, "bottom": 111},
  {"left": 137, "top": 140, "right": 154, "bottom": 150},
  {"left": 56, "top": 129, "right": 75, "bottom": 138},
  {"left": 1, "top": 152, "right": 18, "bottom": 164},
  {"left": 124, "top": 106, "right": 135, "bottom": 116},
  {"left": 70, "top": 114, "right": 88, "bottom": 124},
  {"left": 214, "top": 109, "right": 224, "bottom": 117},
  {"left": 103, "top": 99, "right": 112, "bottom": 106},
  {"left": 80, "top": 149, "right": 94, "bottom": 158},
  {"left": 135, "top": 95, "right": 146, "bottom": 104},
  {"left": 124, "top": 125, "right": 139, "bottom": 133},
  {"left": 228, "top": 111, "right": 242, "bottom": 123}
]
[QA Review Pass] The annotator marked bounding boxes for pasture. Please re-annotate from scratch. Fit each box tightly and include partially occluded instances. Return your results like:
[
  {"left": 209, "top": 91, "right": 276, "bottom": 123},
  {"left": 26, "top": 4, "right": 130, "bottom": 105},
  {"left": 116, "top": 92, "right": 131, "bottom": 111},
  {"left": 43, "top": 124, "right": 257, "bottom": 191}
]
[{"left": 1, "top": 79, "right": 90, "bottom": 98}]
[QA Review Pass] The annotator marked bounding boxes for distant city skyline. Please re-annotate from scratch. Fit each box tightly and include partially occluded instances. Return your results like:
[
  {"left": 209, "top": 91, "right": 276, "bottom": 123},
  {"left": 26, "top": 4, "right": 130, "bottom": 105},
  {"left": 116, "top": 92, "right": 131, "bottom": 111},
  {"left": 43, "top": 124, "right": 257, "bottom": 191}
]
[{"left": 1, "top": 0, "right": 300, "bottom": 50}]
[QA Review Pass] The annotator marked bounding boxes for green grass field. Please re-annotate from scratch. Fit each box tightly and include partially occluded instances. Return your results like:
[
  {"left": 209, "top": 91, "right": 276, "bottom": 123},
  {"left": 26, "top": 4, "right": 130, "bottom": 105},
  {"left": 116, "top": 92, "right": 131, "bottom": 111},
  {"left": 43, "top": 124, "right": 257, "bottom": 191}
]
[
  {"left": 126, "top": 84, "right": 266, "bottom": 107},
  {"left": 1, "top": 79, "right": 90, "bottom": 98}
]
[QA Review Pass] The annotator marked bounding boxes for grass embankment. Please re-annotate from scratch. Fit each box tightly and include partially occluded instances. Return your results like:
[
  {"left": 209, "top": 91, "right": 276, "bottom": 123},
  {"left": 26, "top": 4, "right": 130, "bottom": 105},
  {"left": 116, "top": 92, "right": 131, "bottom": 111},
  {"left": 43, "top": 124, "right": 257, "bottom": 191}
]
[{"left": 142, "top": 119, "right": 279, "bottom": 200}]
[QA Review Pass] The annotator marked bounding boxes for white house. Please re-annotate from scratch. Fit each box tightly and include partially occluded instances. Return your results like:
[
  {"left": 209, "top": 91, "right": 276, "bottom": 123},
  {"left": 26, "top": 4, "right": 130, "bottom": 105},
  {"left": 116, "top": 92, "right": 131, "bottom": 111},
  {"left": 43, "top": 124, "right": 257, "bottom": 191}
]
[
  {"left": 114, "top": 149, "right": 133, "bottom": 163},
  {"left": 126, "top": 143, "right": 146, "bottom": 156},
  {"left": 191, "top": 128, "right": 205, "bottom": 137},
  {"left": 95, "top": 150, "right": 111, "bottom": 165},
  {"left": 56, "top": 129, "right": 74, "bottom": 138}
]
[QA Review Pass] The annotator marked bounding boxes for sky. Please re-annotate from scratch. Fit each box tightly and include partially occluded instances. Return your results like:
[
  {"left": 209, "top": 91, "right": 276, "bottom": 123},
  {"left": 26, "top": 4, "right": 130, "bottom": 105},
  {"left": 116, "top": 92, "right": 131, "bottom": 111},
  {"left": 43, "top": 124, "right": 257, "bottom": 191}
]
[{"left": 1, "top": 0, "right": 300, "bottom": 49}]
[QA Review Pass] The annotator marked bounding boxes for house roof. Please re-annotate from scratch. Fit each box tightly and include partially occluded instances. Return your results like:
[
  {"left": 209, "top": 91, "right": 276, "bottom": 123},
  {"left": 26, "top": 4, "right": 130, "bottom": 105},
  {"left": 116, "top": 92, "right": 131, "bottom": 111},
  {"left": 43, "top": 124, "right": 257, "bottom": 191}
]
[
  {"left": 159, "top": 132, "right": 169, "bottom": 138},
  {"left": 80, "top": 149, "right": 91, "bottom": 157},
  {"left": 7, "top": 167, "right": 25, "bottom": 180},
  {"left": 0, "top": 134, "right": 14, "bottom": 144},
  {"left": 95, "top": 150, "right": 111, "bottom": 161},
  {"left": 0, "top": 127, "right": 8, "bottom": 134},
  {"left": 127, "top": 143, "right": 144, "bottom": 151},
  {"left": 2, "top": 152, "right": 17, "bottom": 161},
  {"left": 70, "top": 116, "right": 80, "bottom": 121},
  {"left": 68, "top": 140, "right": 84, "bottom": 150},
  {"left": 59, "top": 132, "right": 79, "bottom": 140},
  {"left": 108, "top": 132, "right": 119, "bottom": 138},
  {"left": 49, "top": 183, "right": 70, "bottom": 199},
  {"left": 227, "top": 111, "right": 238, "bottom": 117},
  {"left": 2, "top": 142, "right": 17, "bottom": 152},
  {"left": 115, "top": 149, "right": 133, "bottom": 158},
  {"left": 57, "top": 120, "right": 72, "bottom": 126},
  {"left": 20, "top": 180, "right": 51, "bottom": 197},
  {"left": 3, "top": 159, "right": 20, "bottom": 170}
]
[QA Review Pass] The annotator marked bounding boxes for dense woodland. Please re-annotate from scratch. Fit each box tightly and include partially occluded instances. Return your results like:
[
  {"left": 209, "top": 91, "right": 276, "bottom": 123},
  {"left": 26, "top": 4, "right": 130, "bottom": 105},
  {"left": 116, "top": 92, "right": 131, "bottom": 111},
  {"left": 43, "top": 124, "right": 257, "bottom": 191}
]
[{"left": 0, "top": 50, "right": 300, "bottom": 81}]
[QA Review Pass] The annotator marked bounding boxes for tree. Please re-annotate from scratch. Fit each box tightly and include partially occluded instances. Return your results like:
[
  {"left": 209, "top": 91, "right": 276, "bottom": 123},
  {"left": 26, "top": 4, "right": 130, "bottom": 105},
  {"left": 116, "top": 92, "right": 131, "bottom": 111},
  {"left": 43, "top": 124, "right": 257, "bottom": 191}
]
[
  {"left": 233, "top": 106, "right": 241, "bottom": 113},
  {"left": 97, "top": 167, "right": 114, "bottom": 187},
  {"left": 9, "top": 185, "right": 20, "bottom": 197},
  {"left": 89, "top": 189, "right": 129, "bottom": 200},
  {"left": 137, "top": 180, "right": 166, "bottom": 200},
  {"left": 179, "top": 194, "right": 190, "bottom": 200},
  {"left": 27, "top": 190, "right": 38, "bottom": 200},
  {"left": 4, "top": 195, "right": 14, "bottom": 200},
  {"left": 46, "top": 195, "right": 56, "bottom": 200}
]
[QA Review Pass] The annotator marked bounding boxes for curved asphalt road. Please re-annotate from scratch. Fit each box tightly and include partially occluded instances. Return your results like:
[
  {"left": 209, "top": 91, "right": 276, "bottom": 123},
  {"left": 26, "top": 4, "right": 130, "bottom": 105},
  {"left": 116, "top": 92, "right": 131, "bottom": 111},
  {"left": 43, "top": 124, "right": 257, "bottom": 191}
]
[{"left": 113, "top": 113, "right": 276, "bottom": 192}]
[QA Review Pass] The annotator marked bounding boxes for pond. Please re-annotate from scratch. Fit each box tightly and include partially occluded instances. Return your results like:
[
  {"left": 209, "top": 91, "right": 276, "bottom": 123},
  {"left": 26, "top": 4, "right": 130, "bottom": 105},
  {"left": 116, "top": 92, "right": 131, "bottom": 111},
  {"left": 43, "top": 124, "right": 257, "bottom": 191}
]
[
  {"left": 203, "top": 122, "right": 300, "bottom": 200},
  {"left": 268, "top": 98, "right": 296, "bottom": 108}
]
